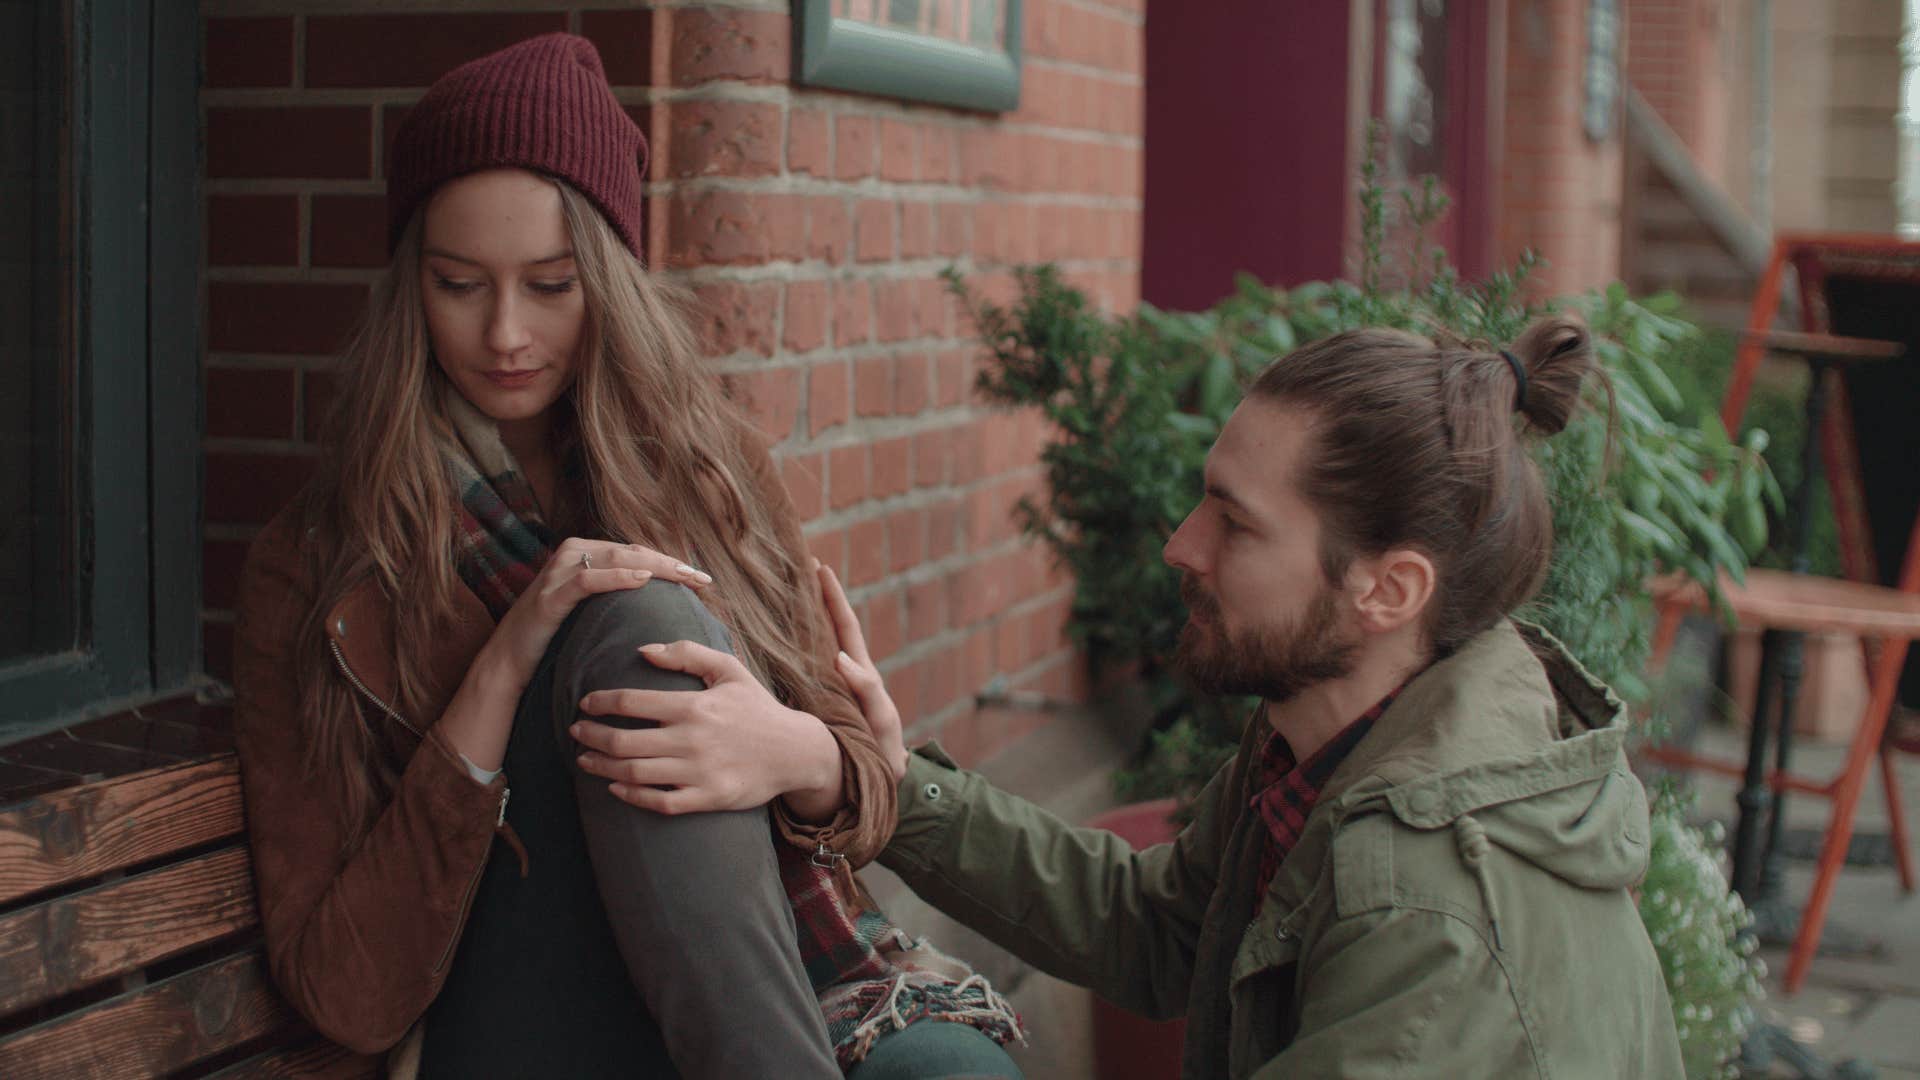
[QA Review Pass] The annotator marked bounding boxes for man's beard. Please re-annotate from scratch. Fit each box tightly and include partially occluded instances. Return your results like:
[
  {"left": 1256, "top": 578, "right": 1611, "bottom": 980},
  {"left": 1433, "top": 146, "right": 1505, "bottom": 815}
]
[{"left": 1174, "top": 574, "right": 1357, "bottom": 702}]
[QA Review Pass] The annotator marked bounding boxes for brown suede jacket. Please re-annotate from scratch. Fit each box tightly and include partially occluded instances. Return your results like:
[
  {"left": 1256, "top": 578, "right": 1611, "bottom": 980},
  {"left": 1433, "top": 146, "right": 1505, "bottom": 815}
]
[{"left": 232, "top": 429, "right": 894, "bottom": 1055}]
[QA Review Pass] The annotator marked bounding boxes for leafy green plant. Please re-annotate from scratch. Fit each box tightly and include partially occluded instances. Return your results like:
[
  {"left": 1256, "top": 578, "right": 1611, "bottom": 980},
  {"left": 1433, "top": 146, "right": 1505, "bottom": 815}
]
[
  {"left": 1649, "top": 327, "right": 1842, "bottom": 578},
  {"left": 950, "top": 134, "right": 1768, "bottom": 1075}
]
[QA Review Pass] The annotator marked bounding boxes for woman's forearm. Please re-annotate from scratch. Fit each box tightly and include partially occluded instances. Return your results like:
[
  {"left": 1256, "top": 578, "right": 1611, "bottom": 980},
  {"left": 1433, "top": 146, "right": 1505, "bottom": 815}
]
[
  {"left": 778, "top": 715, "right": 848, "bottom": 822},
  {"left": 432, "top": 641, "right": 529, "bottom": 774}
]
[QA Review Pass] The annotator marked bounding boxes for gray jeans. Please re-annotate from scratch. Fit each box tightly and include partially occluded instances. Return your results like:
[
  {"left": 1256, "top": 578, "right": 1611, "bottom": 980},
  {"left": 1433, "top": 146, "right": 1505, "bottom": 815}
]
[
  {"left": 555, "top": 587, "right": 1021, "bottom": 1079},
  {"left": 423, "top": 585, "right": 1017, "bottom": 1079},
  {"left": 422, "top": 584, "right": 840, "bottom": 1078},
  {"left": 553, "top": 584, "right": 843, "bottom": 1079}
]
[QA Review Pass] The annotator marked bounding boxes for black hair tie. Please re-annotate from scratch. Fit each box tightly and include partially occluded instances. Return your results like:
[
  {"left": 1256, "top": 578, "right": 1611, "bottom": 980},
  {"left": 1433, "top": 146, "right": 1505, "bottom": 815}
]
[{"left": 1499, "top": 349, "right": 1528, "bottom": 413}]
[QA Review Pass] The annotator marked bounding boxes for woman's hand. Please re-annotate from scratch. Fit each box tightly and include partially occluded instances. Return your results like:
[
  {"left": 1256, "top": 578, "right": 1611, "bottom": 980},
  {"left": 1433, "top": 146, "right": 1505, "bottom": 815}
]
[
  {"left": 485, "top": 537, "right": 712, "bottom": 685},
  {"left": 816, "top": 561, "right": 908, "bottom": 782},
  {"left": 440, "top": 538, "right": 712, "bottom": 776},
  {"left": 569, "top": 641, "right": 844, "bottom": 818}
]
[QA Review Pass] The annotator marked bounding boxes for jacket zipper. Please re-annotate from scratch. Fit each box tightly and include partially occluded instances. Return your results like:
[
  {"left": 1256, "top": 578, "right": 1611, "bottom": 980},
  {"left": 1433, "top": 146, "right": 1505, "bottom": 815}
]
[
  {"left": 327, "top": 638, "right": 422, "bottom": 738},
  {"left": 328, "top": 638, "right": 509, "bottom": 971}
]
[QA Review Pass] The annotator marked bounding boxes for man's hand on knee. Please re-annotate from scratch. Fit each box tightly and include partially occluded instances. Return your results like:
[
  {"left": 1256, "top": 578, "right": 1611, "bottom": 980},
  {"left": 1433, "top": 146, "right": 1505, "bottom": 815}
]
[{"left": 570, "top": 641, "right": 846, "bottom": 819}]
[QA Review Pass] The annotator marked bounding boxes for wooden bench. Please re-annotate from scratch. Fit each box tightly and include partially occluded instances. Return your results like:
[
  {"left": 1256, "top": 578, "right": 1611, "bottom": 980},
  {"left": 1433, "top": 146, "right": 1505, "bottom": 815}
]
[{"left": 0, "top": 750, "right": 379, "bottom": 1078}]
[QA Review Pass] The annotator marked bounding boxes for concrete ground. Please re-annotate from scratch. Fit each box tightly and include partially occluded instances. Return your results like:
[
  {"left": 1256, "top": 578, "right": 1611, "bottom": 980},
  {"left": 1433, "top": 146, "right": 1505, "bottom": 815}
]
[{"left": 1680, "top": 720, "right": 1920, "bottom": 1079}]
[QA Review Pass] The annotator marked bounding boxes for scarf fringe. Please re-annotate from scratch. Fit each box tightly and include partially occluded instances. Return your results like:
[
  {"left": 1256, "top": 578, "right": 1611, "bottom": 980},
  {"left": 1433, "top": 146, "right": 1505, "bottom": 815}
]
[{"left": 828, "top": 966, "right": 1028, "bottom": 1068}]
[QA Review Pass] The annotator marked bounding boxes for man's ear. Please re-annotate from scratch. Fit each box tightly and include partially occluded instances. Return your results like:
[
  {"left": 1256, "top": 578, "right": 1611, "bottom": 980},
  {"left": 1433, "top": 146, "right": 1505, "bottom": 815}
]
[{"left": 1345, "top": 548, "right": 1435, "bottom": 635}]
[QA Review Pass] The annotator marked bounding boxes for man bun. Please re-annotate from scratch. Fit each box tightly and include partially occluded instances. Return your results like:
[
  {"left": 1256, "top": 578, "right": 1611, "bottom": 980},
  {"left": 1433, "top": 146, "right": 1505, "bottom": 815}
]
[{"left": 1504, "top": 313, "right": 1595, "bottom": 436}]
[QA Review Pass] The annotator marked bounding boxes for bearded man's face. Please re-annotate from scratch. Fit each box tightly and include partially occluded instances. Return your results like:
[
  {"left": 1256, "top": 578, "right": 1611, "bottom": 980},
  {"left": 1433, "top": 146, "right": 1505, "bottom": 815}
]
[
  {"left": 1163, "top": 398, "right": 1359, "bottom": 702},
  {"left": 1174, "top": 570, "right": 1356, "bottom": 702}
]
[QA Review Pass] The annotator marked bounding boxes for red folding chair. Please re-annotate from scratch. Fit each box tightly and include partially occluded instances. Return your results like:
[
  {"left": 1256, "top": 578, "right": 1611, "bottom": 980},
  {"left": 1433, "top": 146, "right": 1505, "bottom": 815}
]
[{"left": 1643, "top": 234, "right": 1920, "bottom": 994}]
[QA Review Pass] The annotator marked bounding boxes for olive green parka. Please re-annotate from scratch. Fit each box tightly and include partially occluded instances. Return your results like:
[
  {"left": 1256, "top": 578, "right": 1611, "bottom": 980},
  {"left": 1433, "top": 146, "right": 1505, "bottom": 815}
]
[{"left": 880, "top": 619, "right": 1685, "bottom": 1078}]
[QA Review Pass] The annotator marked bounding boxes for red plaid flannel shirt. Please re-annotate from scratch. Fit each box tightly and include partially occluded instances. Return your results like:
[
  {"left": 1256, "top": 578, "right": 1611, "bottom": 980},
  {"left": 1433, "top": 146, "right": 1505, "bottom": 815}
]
[{"left": 1249, "top": 686, "right": 1405, "bottom": 909}]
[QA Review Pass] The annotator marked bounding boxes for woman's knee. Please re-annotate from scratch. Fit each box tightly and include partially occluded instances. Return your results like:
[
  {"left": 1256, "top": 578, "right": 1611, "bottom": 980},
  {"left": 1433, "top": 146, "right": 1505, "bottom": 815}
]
[
  {"left": 562, "top": 582, "right": 730, "bottom": 670},
  {"left": 847, "top": 1022, "right": 1023, "bottom": 1080},
  {"left": 549, "top": 583, "right": 732, "bottom": 744}
]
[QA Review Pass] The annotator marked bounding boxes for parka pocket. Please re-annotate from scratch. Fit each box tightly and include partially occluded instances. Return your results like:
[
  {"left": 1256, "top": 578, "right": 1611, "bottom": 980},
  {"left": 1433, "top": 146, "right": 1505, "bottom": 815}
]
[{"left": 1227, "top": 907, "right": 1302, "bottom": 1070}]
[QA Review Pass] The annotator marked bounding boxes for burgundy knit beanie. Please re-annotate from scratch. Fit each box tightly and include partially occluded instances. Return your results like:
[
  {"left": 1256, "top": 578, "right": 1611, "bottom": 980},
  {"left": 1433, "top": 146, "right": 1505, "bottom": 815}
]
[{"left": 386, "top": 33, "right": 647, "bottom": 256}]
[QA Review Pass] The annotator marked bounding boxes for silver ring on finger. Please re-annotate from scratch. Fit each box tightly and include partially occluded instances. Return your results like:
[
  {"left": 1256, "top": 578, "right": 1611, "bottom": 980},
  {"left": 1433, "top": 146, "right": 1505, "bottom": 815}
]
[{"left": 580, "top": 552, "right": 593, "bottom": 571}]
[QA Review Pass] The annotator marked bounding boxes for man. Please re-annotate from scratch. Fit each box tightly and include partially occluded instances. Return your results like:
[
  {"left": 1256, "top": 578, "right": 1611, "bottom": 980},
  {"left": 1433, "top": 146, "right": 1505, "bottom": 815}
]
[{"left": 822, "top": 315, "right": 1685, "bottom": 1077}]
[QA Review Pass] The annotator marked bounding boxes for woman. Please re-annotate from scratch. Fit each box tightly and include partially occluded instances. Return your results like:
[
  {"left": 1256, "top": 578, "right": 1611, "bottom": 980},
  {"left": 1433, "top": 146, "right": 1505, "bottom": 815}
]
[{"left": 232, "top": 33, "right": 1020, "bottom": 1079}]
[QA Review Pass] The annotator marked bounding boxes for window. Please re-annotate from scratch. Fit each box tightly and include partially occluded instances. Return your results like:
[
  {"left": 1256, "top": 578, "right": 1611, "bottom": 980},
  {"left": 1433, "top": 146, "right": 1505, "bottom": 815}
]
[{"left": 0, "top": 0, "right": 200, "bottom": 742}]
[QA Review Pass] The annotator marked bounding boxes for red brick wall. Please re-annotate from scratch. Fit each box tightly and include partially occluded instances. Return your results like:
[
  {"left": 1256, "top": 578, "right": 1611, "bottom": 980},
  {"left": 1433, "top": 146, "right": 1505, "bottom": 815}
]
[
  {"left": 1624, "top": 0, "right": 1730, "bottom": 187},
  {"left": 199, "top": 1, "right": 1144, "bottom": 764},
  {"left": 1498, "top": 0, "right": 1624, "bottom": 294}
]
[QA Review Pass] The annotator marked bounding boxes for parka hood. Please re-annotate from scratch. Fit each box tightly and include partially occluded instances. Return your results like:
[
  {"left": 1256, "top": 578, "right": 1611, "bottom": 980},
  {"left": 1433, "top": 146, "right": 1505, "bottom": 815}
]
[{"left": 1324, "top": 619, "right": 1651, "bottom": 892}]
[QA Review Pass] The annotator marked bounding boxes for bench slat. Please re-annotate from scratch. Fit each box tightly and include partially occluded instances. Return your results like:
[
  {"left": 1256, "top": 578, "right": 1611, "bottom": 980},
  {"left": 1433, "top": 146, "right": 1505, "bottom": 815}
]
[
  {"left": 0, "top": 756, "right": 243, "bottom": 905},
  {"left": 0, "top": 844, "right": 258, "bottom": 1015},
  {"left": 209, "top": 1036, "right": 381, "bottom": 1079},
  {"left": 0, "top": 949, "right": 293, "bottom": 1079}
]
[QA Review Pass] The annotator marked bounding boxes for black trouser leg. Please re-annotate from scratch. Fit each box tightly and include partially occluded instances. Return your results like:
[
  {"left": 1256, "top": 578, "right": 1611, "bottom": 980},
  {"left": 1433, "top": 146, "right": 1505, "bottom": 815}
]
[{"left": 551, "top": 585, "right": 842, "bottom": 1080}]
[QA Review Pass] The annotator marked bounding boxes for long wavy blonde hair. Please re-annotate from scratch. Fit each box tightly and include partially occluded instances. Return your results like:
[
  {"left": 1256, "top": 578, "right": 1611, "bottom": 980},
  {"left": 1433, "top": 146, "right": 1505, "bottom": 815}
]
[{"left": 293, "top": 179, "right": 839, "bottom": 844}]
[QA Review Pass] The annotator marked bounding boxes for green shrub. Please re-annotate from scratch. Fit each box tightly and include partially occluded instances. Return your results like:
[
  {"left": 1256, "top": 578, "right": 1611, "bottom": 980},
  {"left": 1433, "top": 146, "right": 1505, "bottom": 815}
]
[{"left": 950, "top": 145, "right": 1767, "bottom": 1075}]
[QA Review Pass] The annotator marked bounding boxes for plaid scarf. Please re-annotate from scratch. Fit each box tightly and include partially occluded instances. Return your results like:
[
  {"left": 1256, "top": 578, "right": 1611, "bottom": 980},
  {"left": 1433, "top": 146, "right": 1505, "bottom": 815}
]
[{"left": 440, "top": 392, "right": 1025, "bottom": 1068}]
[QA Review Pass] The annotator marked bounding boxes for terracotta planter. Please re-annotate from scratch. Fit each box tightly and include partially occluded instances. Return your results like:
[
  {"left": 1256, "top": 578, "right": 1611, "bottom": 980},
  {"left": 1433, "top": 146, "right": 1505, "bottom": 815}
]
[{"left": 1084, "top": 798, "right": 1186, "bottom": 1080}]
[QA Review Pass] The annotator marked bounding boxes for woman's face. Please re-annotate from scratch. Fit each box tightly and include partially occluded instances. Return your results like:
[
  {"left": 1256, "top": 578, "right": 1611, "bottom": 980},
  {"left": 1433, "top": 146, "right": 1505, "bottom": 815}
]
[{"left": 420, "top": 169, "right": 584, "bottom": 430}]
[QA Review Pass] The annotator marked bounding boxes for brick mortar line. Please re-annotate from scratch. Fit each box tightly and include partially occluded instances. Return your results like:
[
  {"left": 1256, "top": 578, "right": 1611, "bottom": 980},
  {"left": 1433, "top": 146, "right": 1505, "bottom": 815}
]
[
  {"left": 784, "top": 434, "right": 1031, "bottom": 476},
  {"left": 990, "top": 123, "right": 1142, "bottom": 147},
  {"left": 863, "top": 577, "right": 1072, "bottom": 630},
  {"left": 787, "top": 97, "right": 1146, "bottom": 147},
  {"left": 1051, "top": 0, "right": 1146, "bottom": 28},
  {"left": 797, "top": 453, "right": 1045, "bottom": 513},
  {"left": 649, "top": 177, "right": 1141, "bottom": 200},
  {"left": 710, "top": 343, "right": 985, "bottom": 377},
  {"left": 205, "top": 176, "right": 1142, "bottom": 202},
  {"left": 902, "top": 647, "right": 1083, "bottom": 740},
  {"left": 846, "top": 573, "right": 1061, "bottom": 649},
  {"left": 665, "top": 253, "right": 1143, "bottom": 287},
  {"left": 673, "top": 83, "right": 1107, "bottom": 121},
  {"left": 775, "top": 417, "right": 1029, "bottom": 457},
  {"left": 613, "top": 84, "right": 787, "bottom": 107},
  {"left": 869, "top": 580, "right": 1075, "bottom": 670},
  {"left": 802, "top": 495, "right": 1040, "bottom": 566},
  {"left": 711, "top": 339, "right": 982, "bottom": 369},
  {"left": 684, "top": 191, "right": 1142, "bottom": 214},
  {"left": 1021, "top": 54, "right": 1143, "bottom": 85},
  {"left": 797, "top": 464, "right": 1049, "bottom": 540},
  {"left": 814, "top": 549, "right": 1052, "bottom": 626}
]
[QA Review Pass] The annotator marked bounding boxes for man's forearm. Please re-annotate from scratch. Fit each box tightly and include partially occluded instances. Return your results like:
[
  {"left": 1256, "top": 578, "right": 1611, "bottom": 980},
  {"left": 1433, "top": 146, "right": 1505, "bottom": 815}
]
[{"left": 879, "top": 746, "right": 1219, "bottom": 1021}]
